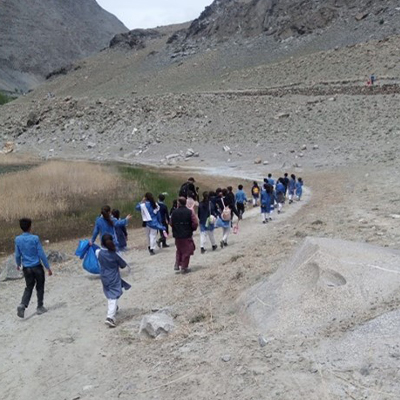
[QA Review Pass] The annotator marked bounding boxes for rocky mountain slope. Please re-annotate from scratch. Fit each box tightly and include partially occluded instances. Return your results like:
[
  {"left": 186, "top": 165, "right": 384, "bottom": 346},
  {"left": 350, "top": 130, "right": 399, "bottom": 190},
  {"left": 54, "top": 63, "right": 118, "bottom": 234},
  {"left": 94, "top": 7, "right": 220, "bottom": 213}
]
[{"left": 0, "top": 0, "right": 127, "bottom": 93}]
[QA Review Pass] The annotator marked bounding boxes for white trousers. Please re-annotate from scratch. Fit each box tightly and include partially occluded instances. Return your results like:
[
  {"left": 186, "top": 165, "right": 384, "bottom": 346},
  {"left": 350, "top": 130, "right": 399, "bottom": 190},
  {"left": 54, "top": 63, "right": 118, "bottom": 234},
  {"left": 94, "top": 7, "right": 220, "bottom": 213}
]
[
  {"left": 222, "top": 228, "right": 230, "bottom": 243},
  {"left": 107, "top": 299, "right": 118, "bottom": 320},
  {"left": 146, "top": 226, "right": 158, "bottom": 250},
  {"left": 261, "top": 213, "right": 268, "bottom": 222},
  {"left": 200, "top": 230, "right": 216, "bottom": 248},
  {"left": 277, "top": 202, "right": 283, "bottom": 212}
]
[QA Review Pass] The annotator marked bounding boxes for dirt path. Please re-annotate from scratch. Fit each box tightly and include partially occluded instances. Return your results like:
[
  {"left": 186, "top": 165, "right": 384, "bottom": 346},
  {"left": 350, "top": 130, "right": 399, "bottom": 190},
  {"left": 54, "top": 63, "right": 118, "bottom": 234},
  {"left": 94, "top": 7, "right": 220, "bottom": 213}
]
[{"left": 1, "top": 164, "right": 399, "bottom": 399}]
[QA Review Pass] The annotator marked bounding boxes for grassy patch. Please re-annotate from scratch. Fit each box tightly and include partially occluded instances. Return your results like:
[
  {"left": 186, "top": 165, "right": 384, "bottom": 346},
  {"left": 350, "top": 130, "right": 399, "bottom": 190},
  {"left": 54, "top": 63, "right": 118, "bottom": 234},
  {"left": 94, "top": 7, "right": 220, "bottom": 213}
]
[
  {"left": 0, "top": 162, "right": 185, "bottom": 254},
  {"left": 0, "top": 92, "right": 15, "bottom": 105}
]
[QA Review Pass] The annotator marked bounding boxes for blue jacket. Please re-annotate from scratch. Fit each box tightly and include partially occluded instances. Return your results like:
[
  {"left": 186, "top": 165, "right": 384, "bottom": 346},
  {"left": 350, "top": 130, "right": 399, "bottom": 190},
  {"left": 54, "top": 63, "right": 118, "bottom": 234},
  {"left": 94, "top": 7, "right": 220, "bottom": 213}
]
[
  {"left": 113, "top": 218, "right": 128, "bottom": 249},
  {"left": 91, "top": 216, "right": 128, "bottom": 247},
  {"left": 276, "top": 182, "right": 285, "bottom": 194},
  {"left": 260, "top": 190, "right": 272, "bottom": 213},
  {"left": 98, "top": 249, "right": 131, "bottom": 300},
  {"left": 15, "top": 232, "right": 50, "bottom": 269},
  {"left": 235, "top": 190, "right": 247, "bottom": 204},
  {"left": 296, "top": 181, "right": 303, "bottom": 196},
  {"left": 288, "top": 178, "right": 296, "bottom": 193},
  {"left": 135, "top": 201, "right": 166, "bottom": 231}
]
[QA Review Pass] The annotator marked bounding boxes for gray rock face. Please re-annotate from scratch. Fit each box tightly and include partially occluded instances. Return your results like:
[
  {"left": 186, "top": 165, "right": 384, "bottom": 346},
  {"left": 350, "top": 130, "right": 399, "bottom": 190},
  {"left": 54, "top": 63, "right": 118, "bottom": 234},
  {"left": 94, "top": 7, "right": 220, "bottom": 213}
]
[
  {"left": 139, "top": 313, "right": 175, "bottom": 338},
  {"left": 110, "top": 29, "right": 161, "bottom": 50},
  {"left": 0, "top": 256, "right": 23, "bottom": 282},
  {"left": 0, "top": 0, "right": 127, "bottom": 92}
]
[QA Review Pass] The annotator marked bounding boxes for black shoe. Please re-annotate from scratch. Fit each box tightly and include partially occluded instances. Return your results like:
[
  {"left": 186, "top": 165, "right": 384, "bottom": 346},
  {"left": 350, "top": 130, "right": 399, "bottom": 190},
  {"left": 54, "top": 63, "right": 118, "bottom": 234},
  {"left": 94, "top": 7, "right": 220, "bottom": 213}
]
[
  {"left": 17, "top": 304, "right": 25, "bottom": 319},
  {"left": 156, "top": 239, "right": 161, "bottom": 248},
  {"left": 181, "top": 268, "right": 191, "bottom": 274},
  {"left": 36, "top": 306, "right": 48, "bottom": 315},
  {"left": 263, "top": 220, "right": 267, "bottom": 224},
  {"left": 212, "top": 245, "right": 218, "bottom": 251},
  {"left": 220, "top": 241, "right": 224, "bottom": 249},
  {"left": 162, "top": 243, "right": 170, "bottom": 248},
  {"left": 174, "top": 264, "right": 180, "bottom": 271},
  {"left": 149, "top": 249, "right": 155, "bottom": 256},
  {"left": 105, "top": 318, "right": 116, "bottom": 328},
  {"left": 201, "top": 247, "right": 206, "bottom": 254},
  {"left": 224, "top": 242, "right": 228, "bottom": 247}
]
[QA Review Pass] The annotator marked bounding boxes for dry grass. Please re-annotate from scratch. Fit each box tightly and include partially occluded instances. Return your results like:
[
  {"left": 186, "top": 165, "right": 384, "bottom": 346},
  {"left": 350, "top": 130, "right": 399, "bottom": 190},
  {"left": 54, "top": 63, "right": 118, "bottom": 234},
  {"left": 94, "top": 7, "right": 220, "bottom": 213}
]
[{"left": 0, "top": 161, "right": 121, "bottom": 221}]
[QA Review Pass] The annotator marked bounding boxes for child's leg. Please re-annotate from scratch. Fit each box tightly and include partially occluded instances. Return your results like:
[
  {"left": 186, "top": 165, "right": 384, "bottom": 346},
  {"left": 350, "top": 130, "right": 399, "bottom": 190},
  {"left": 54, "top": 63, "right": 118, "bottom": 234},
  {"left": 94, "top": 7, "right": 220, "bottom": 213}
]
[
  {"left": 278, "top": 202, "right": 283, "bottom": 212},
  {"left": 208, "top": 230, "right": 217, "bottom": 247},
  {"left": 107, "top": 299, "right": 118, "bottom": 320},
  {"left": 145, "top": 226, "right": 151, "bottom": 248},
  {"left": 20, "top": 268, "right": 36, "bottom": 308},
  {"left": 33, "top": 266, "right": 46, "bottom": 308},
  {"left": 149, "top": 228, "right": 158, "bottom": 250},
  {"left": 200, "top": 231, "right": 207, "bottom": 248},
  {"left": 222, "top": 228, "right": 230, "bottom": 243}
]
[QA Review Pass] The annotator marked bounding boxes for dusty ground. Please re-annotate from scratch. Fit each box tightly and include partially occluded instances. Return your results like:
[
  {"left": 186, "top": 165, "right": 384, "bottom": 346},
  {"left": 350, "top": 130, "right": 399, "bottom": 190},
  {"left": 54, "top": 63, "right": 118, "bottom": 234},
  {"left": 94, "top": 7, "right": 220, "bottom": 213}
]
[{"left": 1, "top": 162, "right": 400, "bottom": 400}]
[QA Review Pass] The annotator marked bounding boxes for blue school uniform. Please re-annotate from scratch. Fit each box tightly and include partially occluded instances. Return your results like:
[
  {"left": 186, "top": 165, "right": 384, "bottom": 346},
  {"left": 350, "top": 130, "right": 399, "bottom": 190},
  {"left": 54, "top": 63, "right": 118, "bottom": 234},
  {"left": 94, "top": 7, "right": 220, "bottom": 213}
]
[
  {"left": 260, "top": 190, "right": 272, "bottom": 213},
  {"left": 97, "top": 249, "right": 131, "bottom": 300},
  {"left": 296, "top": 181, "right": 303, "bottom": 198},
  {"left": 91, "top": 216, "right": 128, "bottom": 248},
  {"left": 135, "top": 201, "right": 166, "bottom": 231},
  {"left": 15, "top": 233, "right": 50, "bottom": 269},
  {"left": 235, "top": 190, "right": 247, "bottom": 205},
  {"left": 113, "top": 218, "right": 128, "bottom": 249},
  {"left": 288, "top": 178, "right": 296, "bottom": 195}
]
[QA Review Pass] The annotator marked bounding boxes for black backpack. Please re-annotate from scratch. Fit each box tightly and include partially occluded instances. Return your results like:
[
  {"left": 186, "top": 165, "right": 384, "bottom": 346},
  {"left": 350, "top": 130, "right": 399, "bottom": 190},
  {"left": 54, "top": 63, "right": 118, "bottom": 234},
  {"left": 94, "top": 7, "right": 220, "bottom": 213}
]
[{"left": 179, "top": 182, "right": 190, "bottom": 198}]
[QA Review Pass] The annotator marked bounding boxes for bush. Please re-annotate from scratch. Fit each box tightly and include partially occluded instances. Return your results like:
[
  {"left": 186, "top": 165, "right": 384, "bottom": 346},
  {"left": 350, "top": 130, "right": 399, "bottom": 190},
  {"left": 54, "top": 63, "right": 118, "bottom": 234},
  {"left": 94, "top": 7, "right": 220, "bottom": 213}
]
[{"left": 0, "top": 92, "right": 14, "bottom": 105}]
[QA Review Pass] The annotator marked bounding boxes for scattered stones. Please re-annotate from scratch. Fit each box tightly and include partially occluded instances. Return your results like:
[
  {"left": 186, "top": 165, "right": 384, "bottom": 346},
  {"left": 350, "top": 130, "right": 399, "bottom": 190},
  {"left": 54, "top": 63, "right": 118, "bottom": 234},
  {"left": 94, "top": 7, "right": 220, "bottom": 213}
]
[
  {"left": 165, "top": 153, "right": 180, "bottom": 160},
  {"left": 221, "top": 354, "right": 231, "bottom": 362},
  {"left": 355, "top": 12, "right": 369, "bottom": 21},
  {"left": 0, "top": 256, "right": 23, "bottom": 282},
  {"left": 2, "top": 141, "right": 15, "bottom": 154},
  {"left": 301, "top": 144, "right": 307, "bottom": 150},
  {"left": 139, "top": 313, "right": 175, "bottom": 338},
  {"left": 390, "top": 214, "right": 400, "bottom": 220},
  {"left": 263, "top": 161, "right": 269, "bottom": 165},
  {"left": 313, "top": 144, "right": 319, "bottom": 150},
  {"left": 46, "top": 251, "right": 69, "bottom": 264},
  {"left": 223, "top": 145, "right": 231, "bottom": 152},
  {"left": 87, "top": 142, "right": 96, "bottom": 149},
  {"left": 27, "top": 112, "right": 40, "bottom": 127},
  {"left": 254, "top": 157, "right": 262, "bottom": 164}
]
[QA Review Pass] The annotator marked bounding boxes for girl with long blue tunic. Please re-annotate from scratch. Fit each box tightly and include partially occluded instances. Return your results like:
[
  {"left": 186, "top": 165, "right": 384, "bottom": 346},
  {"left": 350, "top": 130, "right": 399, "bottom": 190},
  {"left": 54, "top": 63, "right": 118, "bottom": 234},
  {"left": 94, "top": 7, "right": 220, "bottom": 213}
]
[
  {"left": 296, "top": 177, "right": 304, "bottom": 201},
  {"left": 96, "top": 234, "right": 131, "bottom": 328},
  {"left": 261, "top": 183, "right": 273, "bottom": 224},
  {"left": 135, "top": 192, "right": 166, "bottom": 255},
  {"left": 112, "top": 209, "right": 128, "bottom": 250},
  {"left": 91, "top": 205, "right": 131, "bottom": 249}
]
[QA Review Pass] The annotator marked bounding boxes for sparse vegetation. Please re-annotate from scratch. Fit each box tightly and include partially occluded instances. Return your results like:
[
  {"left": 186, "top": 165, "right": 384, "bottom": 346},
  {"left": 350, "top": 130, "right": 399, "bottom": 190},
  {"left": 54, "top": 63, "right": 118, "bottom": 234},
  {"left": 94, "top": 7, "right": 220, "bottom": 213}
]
[
  {"left": 0, "top": 92, "right": 15, "bottom": 105},
  {"left": 0, "top": 162, "right": 184, "bottom": 253}
]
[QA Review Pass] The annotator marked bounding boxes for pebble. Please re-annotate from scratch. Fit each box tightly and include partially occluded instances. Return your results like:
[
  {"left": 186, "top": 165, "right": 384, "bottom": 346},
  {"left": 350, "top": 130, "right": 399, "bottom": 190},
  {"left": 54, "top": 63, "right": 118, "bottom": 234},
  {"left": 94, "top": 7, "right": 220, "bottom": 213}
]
[{"left": 221, "top": 354, "right": 231, "bottom": 362}]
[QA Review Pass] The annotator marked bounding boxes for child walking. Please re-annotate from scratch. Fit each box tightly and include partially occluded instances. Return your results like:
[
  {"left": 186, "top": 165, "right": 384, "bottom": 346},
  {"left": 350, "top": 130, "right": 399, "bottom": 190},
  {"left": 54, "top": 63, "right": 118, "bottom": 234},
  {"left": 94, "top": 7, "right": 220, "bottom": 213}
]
[
  {"left": 198, "top": 192, "right": 218, "bottom": 253},
  {"left": 260, "top": 184, "right": 273, "bottom": 223},
  {"left": 112, "top": 209, "right": 128, "bottom": 251},
  {"left": 96, "top": 234, "right": 131, "bottom": 328},
  {"left": 235, "top": 185, "right": 247, "bottom": 218},
  {"left": 296, "top": 177, "right": 304, "bottom": 201},
  {"left": 288, "top": 174, "right": 296, "bottom": 204},
  {"left": 251, "top": 181, "right": 260, "bottom": 207},
  {"left": 15, "top": 218, "right": 52, "bottom": 318},
  {"left": 157, "top": 194, "right": 170, "bottom": 248}
]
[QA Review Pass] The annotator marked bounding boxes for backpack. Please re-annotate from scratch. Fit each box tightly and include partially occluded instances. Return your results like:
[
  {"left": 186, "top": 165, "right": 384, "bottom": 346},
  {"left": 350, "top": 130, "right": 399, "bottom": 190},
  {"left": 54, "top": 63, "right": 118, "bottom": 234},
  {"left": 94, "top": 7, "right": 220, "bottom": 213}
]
[
  {"left": 221, "top": 199, "right": 231, "bottom": 222},
  {"left": 179, "top": 182, "right": 190, "bottom": 198},
  {"left": 253, "top": 186, "right": 259, "bottom": 195}
]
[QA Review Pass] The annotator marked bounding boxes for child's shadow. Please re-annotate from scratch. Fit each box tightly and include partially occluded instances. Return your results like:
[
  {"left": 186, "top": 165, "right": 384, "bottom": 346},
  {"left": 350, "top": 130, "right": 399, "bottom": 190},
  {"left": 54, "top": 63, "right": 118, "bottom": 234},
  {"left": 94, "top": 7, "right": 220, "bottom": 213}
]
[{"left": 23, "top": 302, "right": 67, "bottom": 321}]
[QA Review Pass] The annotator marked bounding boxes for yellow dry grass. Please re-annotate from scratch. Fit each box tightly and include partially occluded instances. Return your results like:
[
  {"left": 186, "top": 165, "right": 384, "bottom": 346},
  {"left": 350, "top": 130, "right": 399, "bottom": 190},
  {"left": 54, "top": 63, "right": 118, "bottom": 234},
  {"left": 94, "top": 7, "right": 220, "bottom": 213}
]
[{"left": 0, "top": 161, "right": 121, "bottom": 221}]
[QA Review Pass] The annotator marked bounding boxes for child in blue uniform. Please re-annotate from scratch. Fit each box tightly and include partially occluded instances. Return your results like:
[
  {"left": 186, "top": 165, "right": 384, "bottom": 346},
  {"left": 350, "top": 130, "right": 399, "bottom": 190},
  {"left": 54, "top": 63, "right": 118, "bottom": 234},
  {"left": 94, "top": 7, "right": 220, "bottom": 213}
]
[
  {"left": 288, "top": 174, "right": 296, "bottom": 204},
  {"left": 235, "top": 185, "right": 247, "bottom": 217},
  {"left": 111, "top": 209, "right": 128, "bottom": 251},
  {"left": 15, "top": 218, "right": 52, "bottom": 318},
  {"left": 260, "top": 184, "right": 273, "bottom": 223},
  {"left": 296, "top": 178, "right": 304, "bottom": 201},
  {"left": 96, "top": 234, "right": 131, "bottom": 328}
]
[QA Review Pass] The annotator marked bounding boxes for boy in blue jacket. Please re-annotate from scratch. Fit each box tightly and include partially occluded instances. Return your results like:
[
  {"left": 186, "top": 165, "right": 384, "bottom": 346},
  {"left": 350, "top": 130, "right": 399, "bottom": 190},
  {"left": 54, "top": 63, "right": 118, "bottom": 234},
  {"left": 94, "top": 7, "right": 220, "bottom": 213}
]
[
  {"left": 15, "top": 218, "right": 52, "bottom": 318},
  {"left": 235, "top": 185, "right": 248, "bottom": 217}
]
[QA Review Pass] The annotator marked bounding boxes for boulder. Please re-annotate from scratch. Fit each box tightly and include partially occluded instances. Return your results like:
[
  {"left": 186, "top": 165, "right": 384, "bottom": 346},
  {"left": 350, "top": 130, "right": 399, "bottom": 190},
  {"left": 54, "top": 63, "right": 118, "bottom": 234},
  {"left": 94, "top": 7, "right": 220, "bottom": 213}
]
[
  {"left": 254, "top": 158, "right": 262, "bottom": 164},
  {"left": 355, "top": 12, "right": 369, "bottom": 21},
  {"left": 87, "top": 142, "right": 96, "bottom": 149},
  {"left": 0, "top": 256, "right": 23, "bottom": 282},
  {"left": 186, "top": 148, "right": 195, "bottom": 157},
  {"left": 223, "top": 145, "right": 231, "bottom": 152},
  {"left": 139, "top": 313, "right": 175, "bottom": 338},
  {"left": 47, "top": 251, "right": 69, "bottom": 264},
  {"left": 27, "top": 112, "right": 40, "bottom": 127},
  {"left": 2, "top": 141, "right": 15, "bottom": 154}
]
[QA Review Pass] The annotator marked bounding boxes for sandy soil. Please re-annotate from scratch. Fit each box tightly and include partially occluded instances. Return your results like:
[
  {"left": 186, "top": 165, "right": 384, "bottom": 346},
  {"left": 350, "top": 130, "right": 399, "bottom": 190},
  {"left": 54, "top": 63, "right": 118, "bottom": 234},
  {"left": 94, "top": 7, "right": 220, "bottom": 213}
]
[{"left": 1, "top": 161, "right": 399, "bottom": 400}]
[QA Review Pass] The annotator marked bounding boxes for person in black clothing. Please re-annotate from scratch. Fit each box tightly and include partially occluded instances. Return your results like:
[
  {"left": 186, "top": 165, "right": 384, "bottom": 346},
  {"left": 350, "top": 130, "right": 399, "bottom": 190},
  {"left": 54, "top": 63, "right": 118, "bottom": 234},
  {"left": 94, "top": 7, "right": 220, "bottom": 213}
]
[
  {"left": 157, "top": 194, "right": 170, "bottom": 248},
  {"left": 282, "top": 173, "right": 290, "bottom": 195},
  {"left": 171, "top": 197, "right": 198, "bottom": 273},
  {"left": 179, "top": 177, "right": 198, "bottom": 200}
]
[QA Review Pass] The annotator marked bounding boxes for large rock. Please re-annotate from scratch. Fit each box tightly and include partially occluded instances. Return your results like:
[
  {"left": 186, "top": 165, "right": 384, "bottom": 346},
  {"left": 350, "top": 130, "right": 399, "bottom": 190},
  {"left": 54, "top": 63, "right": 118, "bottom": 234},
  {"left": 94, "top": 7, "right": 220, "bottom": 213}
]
[
  {"left": 139, "top": 313, "right": 175, "bottom": 338},
  {"left": 46, "top": 251, "right": 69, "bottom": 264},
  {"left": 2, "top": 141, "right": 15, "bottom": 154},
  {"left": 0, "top": 256, "right": 23, "bottom": 282}
]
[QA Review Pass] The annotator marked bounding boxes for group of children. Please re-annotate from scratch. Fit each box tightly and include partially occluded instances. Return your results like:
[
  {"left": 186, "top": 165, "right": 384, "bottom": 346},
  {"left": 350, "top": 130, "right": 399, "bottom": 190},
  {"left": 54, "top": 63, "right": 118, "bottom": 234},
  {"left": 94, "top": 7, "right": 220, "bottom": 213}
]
[{"left": 14, "top": 173, "right": 304, "bottom": 328}]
